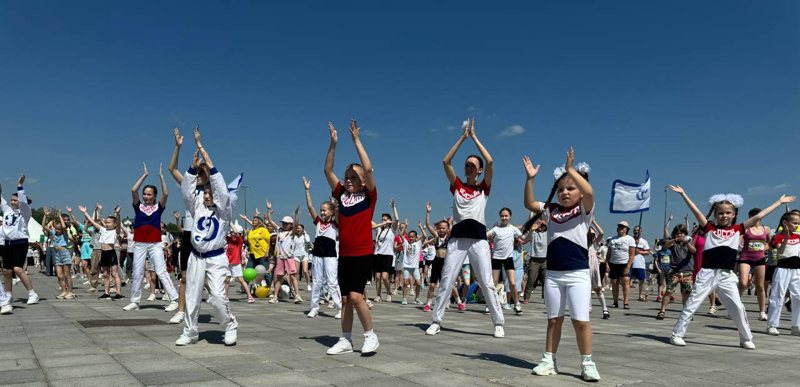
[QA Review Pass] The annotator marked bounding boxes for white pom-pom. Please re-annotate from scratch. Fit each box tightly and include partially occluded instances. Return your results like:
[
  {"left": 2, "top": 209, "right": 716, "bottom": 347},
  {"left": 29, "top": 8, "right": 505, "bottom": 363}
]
[
  {"left": 575, "top": 162, "right": 591, "bottom": 174},
  {"left": 726, "top": 194, "right": 744, "bottom": 208},
  {"left": 462, "top": 120, "right": 470, "bottom": 129},
  {"left": 553, "top": 166, "right": 566, "bottom": 180},
  {"left": 708, "top": 194, "right": 727, "bottom": 207}
]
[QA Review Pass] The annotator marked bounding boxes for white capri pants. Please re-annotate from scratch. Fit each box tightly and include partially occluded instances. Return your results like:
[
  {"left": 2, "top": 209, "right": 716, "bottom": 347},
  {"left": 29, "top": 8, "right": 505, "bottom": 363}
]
[
  {"left": 129, "top": 242, "right": 177, "bottom": 304},
  {"left": 544, "top": 269, "right": 591, "bottom": 321},
  {"left": 672, "top": 268, "right": 752, "bottom": 341},
  {"left": 184, "top": 252, "right": 238, "bottom": 339},
  {"left": 310, "top": 255, "right": 342, "bottom": 311},
  {"left": 767, "top": 267, "right": 800, "bottom": 328},
  {"left": 432, "top": 238, "right": 504, "bottom": 326}
]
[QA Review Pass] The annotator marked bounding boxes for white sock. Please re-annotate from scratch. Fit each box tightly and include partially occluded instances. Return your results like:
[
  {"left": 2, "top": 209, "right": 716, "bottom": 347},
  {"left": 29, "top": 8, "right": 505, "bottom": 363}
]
[
  {"left": 543, "top": 352, "right": 554, "bottom": 360},
  {"left": 28, "top": 289, "right": 36, "bottom": 296},
  {"left": 364, "top": 329, "right": 374, "bottom": 337}
]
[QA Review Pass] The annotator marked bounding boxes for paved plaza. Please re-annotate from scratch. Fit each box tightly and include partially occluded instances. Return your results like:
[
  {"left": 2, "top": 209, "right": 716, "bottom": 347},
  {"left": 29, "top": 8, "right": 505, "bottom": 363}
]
[{"left": 1, "top": 273, "right": 799, "bottom": 386}]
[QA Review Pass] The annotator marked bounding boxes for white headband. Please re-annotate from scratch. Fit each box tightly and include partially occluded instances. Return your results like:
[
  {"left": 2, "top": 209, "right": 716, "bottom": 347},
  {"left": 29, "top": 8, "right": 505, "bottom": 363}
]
[
  {"left": 553, "top": 162, "right": 591, "bottom": 180},
  {"left": 708, "top": 193, "right": 744, "bottom": 208}
]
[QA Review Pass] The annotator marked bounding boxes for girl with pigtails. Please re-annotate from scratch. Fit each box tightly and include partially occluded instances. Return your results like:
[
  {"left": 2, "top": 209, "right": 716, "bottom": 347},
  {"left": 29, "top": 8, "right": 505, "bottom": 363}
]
[
  {"left": 667, "top": 186, "right": 795, "bottom": 349},
  {"left": 523, "top": 148, "right": 600, "bottom": 382}
]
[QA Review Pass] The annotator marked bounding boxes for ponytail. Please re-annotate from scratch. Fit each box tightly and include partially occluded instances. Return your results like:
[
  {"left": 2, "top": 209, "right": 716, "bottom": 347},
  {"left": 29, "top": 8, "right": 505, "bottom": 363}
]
[{"left": 521, "top": 170, "right": 589, "bottom": 234}]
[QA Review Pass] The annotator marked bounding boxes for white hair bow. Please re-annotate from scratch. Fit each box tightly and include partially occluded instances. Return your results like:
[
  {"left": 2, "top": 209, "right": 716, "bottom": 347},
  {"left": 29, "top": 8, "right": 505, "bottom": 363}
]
[
  {"left": 708, "top": 193, "right": 744, "bottom": 208},
  {"left": 553, "top": 162, "right": 591, "bottom": 180}
]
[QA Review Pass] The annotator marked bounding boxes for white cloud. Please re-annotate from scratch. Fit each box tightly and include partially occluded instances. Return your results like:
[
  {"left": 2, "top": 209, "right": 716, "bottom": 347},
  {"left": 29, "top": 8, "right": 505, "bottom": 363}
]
[
  {"left": 446, "top": 125, "right": 458, "bottom": 131},
  {"left": 499, "top": 125, "right": 526, "bottom": 138},
  {"left": 467, "top": 106, "right": 477, "bottom": 113},
  {"left": 361, "top": 129, "right": 378, "bottom": 138},
  {"left": 745, "top": 183, "right": 790, "bottom": 195}
]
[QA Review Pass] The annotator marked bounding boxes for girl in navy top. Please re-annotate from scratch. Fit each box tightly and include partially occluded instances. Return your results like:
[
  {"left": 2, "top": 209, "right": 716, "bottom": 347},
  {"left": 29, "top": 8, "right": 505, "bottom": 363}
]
[{"left": 523, "top": 148, "right": 600, "bottom": 382}]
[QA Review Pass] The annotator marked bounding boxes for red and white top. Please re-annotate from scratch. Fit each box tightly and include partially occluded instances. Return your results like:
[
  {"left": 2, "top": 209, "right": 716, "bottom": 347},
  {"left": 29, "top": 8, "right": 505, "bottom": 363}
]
[
  {"left": 333, "top": 181, "right": 377, "bottom": 257},
  {"left": 449, "top": 177, "right": 490, "bottom": 240},
  {"left": 772, "top": 232, "right": 800, "bottom": 269},
  {"left": 311, "top": 217, "right": 338, "bottom": 258},
  {"left": 701, "top": 222, "right": 743, "bottom": 270},
  {"left": 538, "top": 201, "right": 594, "bottom": 271}
]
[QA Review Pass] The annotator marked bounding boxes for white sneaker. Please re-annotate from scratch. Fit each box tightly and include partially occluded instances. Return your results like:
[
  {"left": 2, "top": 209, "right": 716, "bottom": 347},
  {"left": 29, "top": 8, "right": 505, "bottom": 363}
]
[
  {"left": 27, "top": 293, "right": 40, "bottom": 305},
  {"left": 581, "top": 359, "right": 601, "bottom": 381},
  {"left": 170, "top": 312, "right": 185, "bottom": 324},
  {"left": 334, "top": 310, "right": 342, "bottom": 319},
  {"left": 759, "top": 312, "right": 768, "bottom": 321},
  {"left": 670, "top": 335, "right": 686, "bottom": 346},
  {"left": 327, "top": 301, "right": 335, "bottom": 309},
  {"left": 531, "top": 355, "right": 558, "bottom": 376},
  {"left": 144, "top": 283, "right": 150, "bottom": 290},
  {"left": 122, "top": 302, "right": 140, "bottom": 311},
  {"left": 362, "top": 334, "right": 379, "bottom": 354},
  {"left": 147, "top": 293, "right": 156, "bottom": 301},
  {"left": 792, "top": 326, "right": 800, "bottom": 336},
  {"left": 307, "top": 285, "right": 311, "bottom": 291},
  {"left": 83, "top": 280, "right": 91, "bottom": 285},
  {"left": 0, "top": 305, "right": 12, "bottom": 314},
  {"left": 426, "top": 323, "right": 441, "bottom": 335},
  {"left": 740, "top": 340, "right": 756, "bottom": 350},
  {"left": 165, "top": 301, "right": 179, "bottom": 312},
  {"left": 12, "top": 278, "right": 20, "bottom": 285},
  {"left": 308, "top": 309, "right": 319, "bottom": 318},
  {"left": 767, "top": 326, "right": 780, "bottom": 336},
  {"left": 326, "top": 337, "right": 353, "bottom": 355},
  {"left": 224, "top": 329, "right": 237, "bottom": 346},
  {"left": 494, "top": 325, "right": 505, "bottom": 338},
  {"left": 175, "top": 335, "right": 197, "bottom": 346}
]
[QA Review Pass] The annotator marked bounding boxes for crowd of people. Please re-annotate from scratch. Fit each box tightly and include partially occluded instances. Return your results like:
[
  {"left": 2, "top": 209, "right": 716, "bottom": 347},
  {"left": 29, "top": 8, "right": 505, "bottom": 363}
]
[{"left": 1, "top": 121, "right": 798, "bottom": 383}]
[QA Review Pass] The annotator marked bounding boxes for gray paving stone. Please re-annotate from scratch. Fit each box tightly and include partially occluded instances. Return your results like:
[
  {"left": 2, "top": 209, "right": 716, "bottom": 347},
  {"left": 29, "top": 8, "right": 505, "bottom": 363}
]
[{"left": 0, "top": 368, "right": 45, "bottom": 385}]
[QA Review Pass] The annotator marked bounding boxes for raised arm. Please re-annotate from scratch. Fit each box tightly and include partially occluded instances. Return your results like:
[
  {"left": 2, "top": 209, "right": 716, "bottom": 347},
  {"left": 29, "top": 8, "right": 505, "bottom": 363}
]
[
  {"left": 593, "top": 219, "right": 604, "bottom": 244},
  {"left": 522, "top": 156, "right": 542, "bottom": 213},
  {"left": 348, "top": 120, "right": 375, "bottom": 191},
  {"left": 302, "top": 177, "right": 318, "bottom": 221},
  {"left": 79, "top": 206, "right": 103, "bottom": 230},
  {"left": 391, "top": 198, "right": 400, "bottom": 231},
  {"left": 743, "top": 195, "right": 796, "bottom": 229},
  {"left": 265, "top": 200, "right": 279, "bottom": 230},
  {"left": 158, "top": 163, "right": 168, "bottom": 208},
  {"left": 66, "top": 206, "right": 79, "bottom": 225},
  {"left": 663, "top": 214, "right": 673, "bottom": 243},
  {"left": 168, "top": 127, "right": 185, "bottom": 184},
  {"left": 425, "top": 202, "right": 436, "bottom": 235},
  {"left": 173, "top": 210, "right": 184, "bottom": 233},
  {"left": 468, "top": 119, "right": 493, "bottom": 186},
  {"left": 113, "top": 206, "right": 122, "bottom": 233},
  {"left": 324, "top": 122, "right": 339, "bottom": 190},
  {"left": 57, "top": 209, "right": 67, "bottom": 231},
  {"left": 239, "top": 213, "right": 255, "bottom": 227},
  {"left": 565, "top": 147, "right": 593, "bottom": 213},
  {"left": 443, "top": 121, "right": 469, "bottom": 186},
  {"left": 777, "top": 219, "right": 793, "bottom": 255},
  {"left": 668, "top": 185, "right": 707, "bottom": 228},
  {"left": 199, "top": 145, "right": 230, "bottom": 214},
  {"left": 132, "top": 163, "right": 148, "bottom": 206}
]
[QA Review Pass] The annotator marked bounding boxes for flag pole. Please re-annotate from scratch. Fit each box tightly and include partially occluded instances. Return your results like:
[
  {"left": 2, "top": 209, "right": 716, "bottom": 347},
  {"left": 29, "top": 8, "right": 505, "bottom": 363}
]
[
  {"left": 638, "top": 211, "right": 643, "bottom": 229},
  {"left": 663, "top": 185, "right": 669, "bottom": 228}
]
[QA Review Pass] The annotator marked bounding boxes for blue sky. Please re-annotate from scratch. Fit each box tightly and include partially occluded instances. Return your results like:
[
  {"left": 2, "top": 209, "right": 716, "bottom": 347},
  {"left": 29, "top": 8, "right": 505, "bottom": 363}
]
[{"left": 1, "top": 1, "right": 798, "bottom": 243}]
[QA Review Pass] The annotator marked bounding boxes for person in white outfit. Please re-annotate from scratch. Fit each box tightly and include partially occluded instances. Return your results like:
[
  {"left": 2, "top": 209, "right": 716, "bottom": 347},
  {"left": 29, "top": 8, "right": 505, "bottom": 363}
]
[
  {"left": 302, "top": 176, "right": 342, "bottom": 319},
  {"left": 766, "top": 212, "right": 800, "bottom": 336},
  {"left": 426, "top": 118, "right": 505, "bottom": 338},
  {"left": 122, "top": 163, "right": 179, "bottom": 312},
  {"left": 667, "top": 186, "right": 795, "bottom": 349},
  {"left": 1, "top": 175, "right": 39, "bottom": 307},
  {"left": 176, "top": 132, "right": 238, "bottom": 346}
]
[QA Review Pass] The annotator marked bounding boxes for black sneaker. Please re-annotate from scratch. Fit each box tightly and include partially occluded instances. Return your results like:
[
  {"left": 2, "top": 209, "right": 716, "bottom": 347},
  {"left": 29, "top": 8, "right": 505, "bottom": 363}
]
[
  {"left": 98, "top": 293, "right": 111, "bottom": 300},
  {"left": 112, "top": 294, "right": 124, "bottom": 301},
  {"left": 603, "top": 310, "right": 610, "bottom": 319}
]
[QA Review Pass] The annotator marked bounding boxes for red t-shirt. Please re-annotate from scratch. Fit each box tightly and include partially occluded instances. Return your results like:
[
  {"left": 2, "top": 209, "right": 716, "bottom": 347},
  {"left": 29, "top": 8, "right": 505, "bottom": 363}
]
[
  {"left": 333, "top": 181, "right": 377, "bottom": 257},
  {"left": 226, "top": 235, "right": 244, "bottom": 265}
]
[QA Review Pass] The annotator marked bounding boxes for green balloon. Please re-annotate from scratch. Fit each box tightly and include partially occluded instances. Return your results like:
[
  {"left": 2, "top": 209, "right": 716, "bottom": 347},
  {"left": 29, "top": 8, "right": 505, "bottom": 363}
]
[{"left": 243, "top": 268, "right": 257, "bottom": 282}]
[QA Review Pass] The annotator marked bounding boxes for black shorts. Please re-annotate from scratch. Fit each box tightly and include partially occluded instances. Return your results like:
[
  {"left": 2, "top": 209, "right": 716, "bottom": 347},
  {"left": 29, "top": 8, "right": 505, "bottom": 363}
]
[
  {"left": 419, "top": 260, "right": 425, "bottom": 269},
  {"left": 737, "top": 258, "right": 766, "bottom": 267},
  {"left": 599, "top": 263, "right": 607, "bottom": 280},
  {"left": 424, "top": 259, "right": 433, "bottom": 267},
  {"left": 491, "top": 257, "right": 515, "bottom": 271},
  {"left": 372, "top": 254, "right": 394, "bottom": 274},
  {"left": 766, "top": 265, "right": 776, "bottom": 281},
  {"left": 430, "top": 258, "right": 445, "bottom": 284},
  {"left": 2, "top": 242, "right": 27, "bottom": 270},
  {"left": 339, "top": 255, "right": 373, "bottom": 295},
  {"left": 100, "top": 250, "right": 118, "bottom": 267},
  {"left": 608, "top": 263, "right": 628, "bottom": 279},
  {"left": 180, "top": 231, "right": 192, "bottom": 271}
]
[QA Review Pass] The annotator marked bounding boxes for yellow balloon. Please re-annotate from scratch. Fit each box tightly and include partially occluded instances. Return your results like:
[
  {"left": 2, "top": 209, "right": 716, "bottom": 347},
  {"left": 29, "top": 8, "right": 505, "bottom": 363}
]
[{"left": 255, "top": 286, "right": 270, "bottom": 298}]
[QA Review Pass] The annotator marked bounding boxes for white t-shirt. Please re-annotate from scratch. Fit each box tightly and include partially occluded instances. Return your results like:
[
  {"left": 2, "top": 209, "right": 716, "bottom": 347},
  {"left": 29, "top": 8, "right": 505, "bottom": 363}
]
[
  {"left": 403, "top": 240, "right": 421, "bottom": 268},
  {"left": 632, "top": 238, "right": 651, "bottom": 269},
  {"left": 374, "top": 227, "right": 395, "bottom": 256},
  {"left": 424, "top": 244, "right": 435, "bottom": 261},
  {"left": 488, "top": 225, "right": 522, "bottom": 260},
  {"left": 98, "top": 226, "right": 117, "bottom": 245},
  {"left": 607, "top": 235, "right": 636, "bottom": 265},
  {"left": 275, "top": 230, "right": 294, "bottom": 259}
]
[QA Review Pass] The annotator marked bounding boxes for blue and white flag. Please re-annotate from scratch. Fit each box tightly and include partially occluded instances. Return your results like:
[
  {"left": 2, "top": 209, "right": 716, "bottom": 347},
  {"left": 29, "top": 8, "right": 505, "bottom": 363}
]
[
  {"left": 610, "top": 171, "right": 650, "bottom": 214},
  {"left": 227, "top": 173, "right": 244, "bottom": 208}
]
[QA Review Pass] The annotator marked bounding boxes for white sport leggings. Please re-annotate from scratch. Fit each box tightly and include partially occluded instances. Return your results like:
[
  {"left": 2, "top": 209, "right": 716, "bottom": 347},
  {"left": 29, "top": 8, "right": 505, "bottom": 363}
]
[
  {"left": 432, "top": 238, "right": 504, "bottom": 326},
  {"left": 184, "top": 252, "right": 237, "bottom": 338},
  {"left": 310, "top": 255, "right": 342, "bottom": 311},
  {"left": 129, "top": 242, "right": 178, "bottom": 304},
  {"left": 767, "top": 267, "right": 800, "bottom": 328},
  {"left": 672, "top": 268, "right": 752, "bottom": 341}
]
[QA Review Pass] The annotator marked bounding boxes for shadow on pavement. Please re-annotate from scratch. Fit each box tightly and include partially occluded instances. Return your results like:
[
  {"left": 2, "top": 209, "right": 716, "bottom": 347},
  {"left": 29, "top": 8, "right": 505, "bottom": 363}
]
[{"left": 452, "top": 352, "right": 535, "bottom": 369}]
